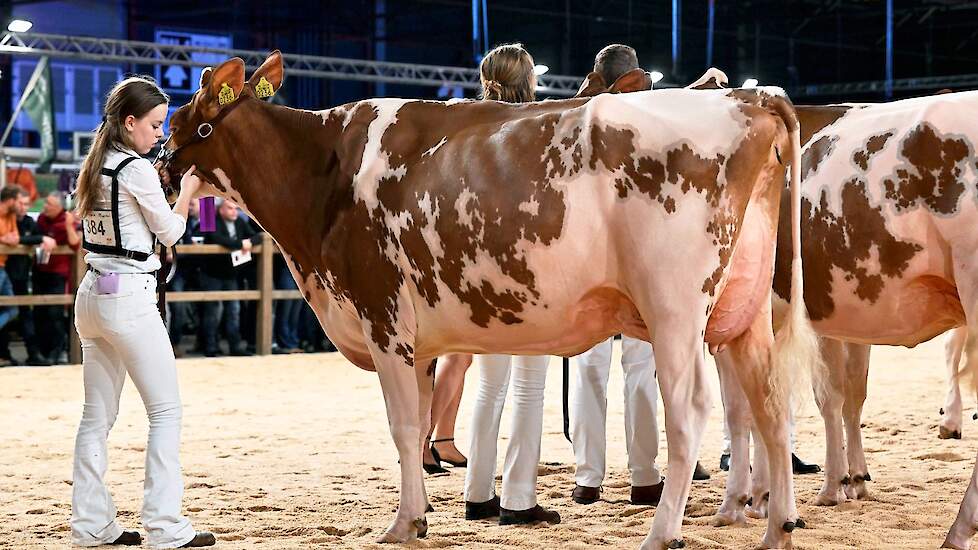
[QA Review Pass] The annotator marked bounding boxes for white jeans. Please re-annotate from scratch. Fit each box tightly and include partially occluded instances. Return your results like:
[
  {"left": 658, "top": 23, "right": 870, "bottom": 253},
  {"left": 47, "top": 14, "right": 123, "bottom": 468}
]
[
  {"left": 464, "top": 354, "right": 549, "bottom": 511},
  {"left": 71, "top": 271, "right": 195, "bottom": 549},
  {"left": 571, "top": 335, "right": 661, "bottom": 487}
]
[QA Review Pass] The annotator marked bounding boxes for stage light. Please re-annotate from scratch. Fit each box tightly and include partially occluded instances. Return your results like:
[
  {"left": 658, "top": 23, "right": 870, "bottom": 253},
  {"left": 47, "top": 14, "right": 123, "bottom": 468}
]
[
  {"left": 7, "top": 19, "right": 33, "bottom": 33},
  {"left": 742, "top": 78, "right": 758, "bottom": 88},
  {"left": 649, "top": 71, "right": 664, "bottom": 84},
  {"left": 534, "top": 64, "right": 549, "bottom": 76}
]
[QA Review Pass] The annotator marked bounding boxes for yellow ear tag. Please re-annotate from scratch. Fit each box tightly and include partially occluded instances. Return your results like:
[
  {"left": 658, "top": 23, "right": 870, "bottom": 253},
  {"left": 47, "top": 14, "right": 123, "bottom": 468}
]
[
  {"left": 255, "top": 76, "right": 275, "bottom": 99},
  {"left": 218, "top": 82, "right": 236, "bottom": 106}
]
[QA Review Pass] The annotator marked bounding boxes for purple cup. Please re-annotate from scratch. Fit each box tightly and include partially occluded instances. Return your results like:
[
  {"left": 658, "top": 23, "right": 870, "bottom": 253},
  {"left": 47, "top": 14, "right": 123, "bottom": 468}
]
[{"left": 199, "top": 197, "right": 216, "bottom": 232}]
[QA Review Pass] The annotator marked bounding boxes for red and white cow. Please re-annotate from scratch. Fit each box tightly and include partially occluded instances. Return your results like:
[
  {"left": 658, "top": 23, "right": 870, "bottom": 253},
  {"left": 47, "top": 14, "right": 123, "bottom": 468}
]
[
  {"left": 717, "top": 91, "right": 978, "bottom": 549},
  {"left": 159, "top": 52, "right": 819, "bottom": 549}
]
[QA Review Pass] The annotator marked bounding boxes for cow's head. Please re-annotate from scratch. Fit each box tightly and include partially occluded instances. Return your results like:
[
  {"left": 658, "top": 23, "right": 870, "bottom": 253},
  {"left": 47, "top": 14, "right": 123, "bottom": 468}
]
[
  {"left": 574, "top": 68, "right": 653, "bottom": 98},
  {"left": 158, "top": 50, "right": 284, "bottom": 200}
]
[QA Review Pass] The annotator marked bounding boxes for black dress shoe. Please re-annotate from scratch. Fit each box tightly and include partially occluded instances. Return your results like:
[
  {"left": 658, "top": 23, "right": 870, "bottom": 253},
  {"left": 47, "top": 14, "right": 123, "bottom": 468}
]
[
  {"left": 109, "top": 531, "right": 142, "bottom": 546},
  {"left": 499, "top": 504, "right": 561, "bottom": 525},
  {"left": 631, "top": 479, "right": 665, "bottom": 506},
  {"left": 181, "top": 531, "right": 216, "bottom": 547},
  {"left": 693, "top": 461, "right": 711, "bottom": 481},
  {"left": 423, "top": 460, "right": 449, "bottom": 476},
  {"left": 571, "top": 484, "right": 600, "bottom": 504},
  {"left": 465, "top": 495, "right": 500, "bottom": 520},
  {"left": 719, "top": 453, "right": 731, "bottom": 472},
  {"left": 792, "top": 453, "right": 821, "bottom": 475}
]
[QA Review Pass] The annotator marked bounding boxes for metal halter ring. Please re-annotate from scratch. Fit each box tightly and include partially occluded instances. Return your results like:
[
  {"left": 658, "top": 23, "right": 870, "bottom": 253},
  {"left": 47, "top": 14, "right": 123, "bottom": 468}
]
[{"left": 197, "top": 123, "right": 214, "bottom": 138}]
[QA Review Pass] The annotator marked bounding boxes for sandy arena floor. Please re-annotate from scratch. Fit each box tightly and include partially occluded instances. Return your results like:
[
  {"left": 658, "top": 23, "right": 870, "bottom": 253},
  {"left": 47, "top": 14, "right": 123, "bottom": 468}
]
[{"left": 1, "top": 337, "right": 975, "bottom": 549}]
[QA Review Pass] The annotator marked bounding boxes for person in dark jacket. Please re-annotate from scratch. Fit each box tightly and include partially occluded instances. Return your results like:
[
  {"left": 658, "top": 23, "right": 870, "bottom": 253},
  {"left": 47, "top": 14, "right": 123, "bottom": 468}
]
[
  {"left": 167, "top": 198, "right": 201, "bottom": 357},
  {"left": 0, "top": 186, "right": 56, "bottom": 365},
  {"left": 198, "top": 199, "right": 261, "bottom": 356}
]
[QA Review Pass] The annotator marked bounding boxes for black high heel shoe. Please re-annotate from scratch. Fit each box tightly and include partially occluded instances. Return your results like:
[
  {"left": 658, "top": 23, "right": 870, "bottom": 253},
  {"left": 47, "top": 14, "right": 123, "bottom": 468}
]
[
  {"left": 430, "top": 438, "right": 468, "bottom": 468},
  {"left": 423, "top": 439, "right": 450, "bottom": 476}
]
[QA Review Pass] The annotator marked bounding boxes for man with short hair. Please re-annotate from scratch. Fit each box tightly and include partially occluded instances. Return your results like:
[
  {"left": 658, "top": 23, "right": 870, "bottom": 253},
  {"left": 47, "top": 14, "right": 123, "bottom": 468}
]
[
  {"left": 593, "top": 43, "right": 640, "bottom": 88},
  {"left": 35, "top": 191, "right": 80, "bottom": 364},
  {"left": 198, "top": 199, "right": 261, "bottom": 357}
]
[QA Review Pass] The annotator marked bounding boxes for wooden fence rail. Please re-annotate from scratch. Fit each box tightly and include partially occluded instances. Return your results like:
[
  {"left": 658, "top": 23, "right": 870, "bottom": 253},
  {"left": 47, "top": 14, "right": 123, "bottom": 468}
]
[{"left": 0, "top": 233, "right": 301, "bottom": 364}]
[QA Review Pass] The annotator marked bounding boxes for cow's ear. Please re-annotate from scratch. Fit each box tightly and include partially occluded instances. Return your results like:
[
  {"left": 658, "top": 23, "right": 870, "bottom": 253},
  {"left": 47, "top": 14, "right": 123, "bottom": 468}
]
[
  {"left": 609, "top": 68, "right": 652, "bottom": 94},
  {"left": 575, "top": 71, "right": 608, "bottom": 98},
  {"left": 199, "top": 67, "right": 213, "bottom": 89},
  {"left": 247, "top": 50, "right": 284, "bottom": 100},
  {"left": 200, "top": 57, "right": 245, "bottom": 120}
]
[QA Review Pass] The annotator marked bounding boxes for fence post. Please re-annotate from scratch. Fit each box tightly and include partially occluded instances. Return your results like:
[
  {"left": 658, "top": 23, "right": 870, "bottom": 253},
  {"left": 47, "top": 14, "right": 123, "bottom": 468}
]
[
  {"left": 68, "top": 249, "right": 85, "bottom": 364},
  {"left": 256, "top": 240, "right": 274, "bottom": 355}
]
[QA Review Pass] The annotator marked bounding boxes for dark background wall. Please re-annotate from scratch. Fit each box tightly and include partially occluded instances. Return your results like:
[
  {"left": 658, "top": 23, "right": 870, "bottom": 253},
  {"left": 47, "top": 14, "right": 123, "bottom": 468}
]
[{"left": 5, "top": 0, "right": 978, "bottom": 147}]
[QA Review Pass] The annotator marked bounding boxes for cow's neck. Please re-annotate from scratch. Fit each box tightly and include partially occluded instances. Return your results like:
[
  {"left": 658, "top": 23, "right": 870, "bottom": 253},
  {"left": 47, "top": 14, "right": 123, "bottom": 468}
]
[{"left": 211, "top": 101, "right": 350, "bottom": 280}]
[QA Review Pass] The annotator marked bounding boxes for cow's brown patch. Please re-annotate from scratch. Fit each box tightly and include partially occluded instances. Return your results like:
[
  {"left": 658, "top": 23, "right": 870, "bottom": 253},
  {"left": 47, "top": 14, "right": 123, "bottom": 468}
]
[
  {"left": 773, "top": 178, "right": 923, "bottom": 320},
  {"left": 796, "top": 105, "right": 853, "bottom": 145},
  {"left": 802, "top": 135, "right": 839, "bottom": 179},
  {"left": 853, "top": 132, "right": 894, "bottom": 171},
  {"left": 883, "top": 123, "right": 972, "bottom": 214}
]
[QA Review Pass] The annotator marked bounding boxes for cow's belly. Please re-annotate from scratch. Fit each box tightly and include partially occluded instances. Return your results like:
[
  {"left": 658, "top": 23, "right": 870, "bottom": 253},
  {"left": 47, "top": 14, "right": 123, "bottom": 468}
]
[{"left": 813, "top": 268, "right": 964, "bottom": 347}]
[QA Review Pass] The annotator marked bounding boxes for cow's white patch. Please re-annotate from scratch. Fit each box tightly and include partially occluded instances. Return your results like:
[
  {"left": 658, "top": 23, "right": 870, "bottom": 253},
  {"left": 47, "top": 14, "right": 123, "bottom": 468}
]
[
  {"left": 353, "top": 99, "right": 414, "bottom": 210},
  {"left": 418, "top": 191, "right": 444, "bottom": 259},
  {"left": 211, "top": 168, "right": 252, "bottom": 215},
  {"left": 518, "top": 196, "right": 539, "bottom": 216},
  {"left": 455, "top": 186, "right": 480, "bottom": 230},
  {"left": 422, "top": 137, "right": 448, "bottom": 158}
]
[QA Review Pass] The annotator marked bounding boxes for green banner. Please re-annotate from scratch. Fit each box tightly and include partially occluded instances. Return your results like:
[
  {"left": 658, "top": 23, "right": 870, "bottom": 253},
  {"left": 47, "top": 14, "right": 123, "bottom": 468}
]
[{"left": 21, "top": 57, "right": 57, "bottom": 172}]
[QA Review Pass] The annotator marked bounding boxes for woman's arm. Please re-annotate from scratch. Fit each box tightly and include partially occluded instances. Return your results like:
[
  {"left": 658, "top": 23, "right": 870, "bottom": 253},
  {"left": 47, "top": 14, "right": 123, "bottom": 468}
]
[{"left": 125, "top": 161, "right": 201, "bottom": 247}]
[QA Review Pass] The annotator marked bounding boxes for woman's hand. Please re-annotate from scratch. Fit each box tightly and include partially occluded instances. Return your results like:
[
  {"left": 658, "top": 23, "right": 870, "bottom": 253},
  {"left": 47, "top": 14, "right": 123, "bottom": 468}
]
[{"left": 180, "top": 165, "right": 203, "bottom": 197}]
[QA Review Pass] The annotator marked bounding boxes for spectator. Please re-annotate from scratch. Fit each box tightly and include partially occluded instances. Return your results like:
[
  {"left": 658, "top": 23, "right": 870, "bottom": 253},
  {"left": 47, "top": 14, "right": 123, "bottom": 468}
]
[
  {"left": 167, "top": 198, "right": 201, "bottom": 357},
  {"left": 236, "top": 212, "right": 262, "bottom": 353},
  {"left": 35, "top": 191, "right": 81, "bottom": 364},
  {"left": 0, "top": 185, "right": 55, "bottom": 365},
  {"left": 272, "top": 255, "right": 302, "bottom": 354},
  {"left": 198, "top": 199, "right": 261, "bottom": 357},
  {"left": 0, "top": 186, "right": 21, "bottom": 366}
]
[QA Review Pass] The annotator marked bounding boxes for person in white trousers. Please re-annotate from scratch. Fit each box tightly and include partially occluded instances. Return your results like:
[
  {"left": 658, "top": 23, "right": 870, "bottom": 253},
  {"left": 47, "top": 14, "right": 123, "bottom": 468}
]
[
  {"left": 463, "top": 354, "right": 560, "bottom": 525},
  {"left": 70, "top": 75, "right": 214, "bottom": 548},
  {"left": 570, "top": 335, "right": 672, "bottom": 505}
]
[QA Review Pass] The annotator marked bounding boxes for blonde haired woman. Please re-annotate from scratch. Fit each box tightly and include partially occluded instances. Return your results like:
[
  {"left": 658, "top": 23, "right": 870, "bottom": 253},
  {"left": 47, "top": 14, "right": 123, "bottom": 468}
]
[
  {"left": 462, "top": 43, "right": 560, "bottom": 527},
  {"left": 71, "top": 76, "right": 214, "bottom": 548}
]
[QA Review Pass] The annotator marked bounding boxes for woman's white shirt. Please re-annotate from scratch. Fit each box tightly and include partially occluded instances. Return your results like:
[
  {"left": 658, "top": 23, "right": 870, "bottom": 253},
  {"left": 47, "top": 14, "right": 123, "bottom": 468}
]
[{"left": 84, "top": 147, "right": 187, "bottom": 274}]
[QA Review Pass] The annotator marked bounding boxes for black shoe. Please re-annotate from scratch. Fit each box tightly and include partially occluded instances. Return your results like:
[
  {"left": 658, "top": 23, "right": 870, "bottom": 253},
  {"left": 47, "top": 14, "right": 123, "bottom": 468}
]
[
  {"left": 572, "top": 484, "right": 601, "bottom": 504},
  {"left": 430, "top": 438, "right": 467, "bottom": 467},
  {"left": 792, "top": 453, "right": 821, "bottom": 475},
  {"left": 180, "top": 531, "right": 216, "bottom": 547},
  {"left": 26, "top": 353, "right": 51, "bottom": 366},
  {"left": 499, "top": 504, "right": 561, "bottom": 525},
  {"left": 693, "top": 461, "right": 711, "bottom": 481},
  {"left": 719, "top": 453, "right": 730, "bottom": 472},
  {"left": 465, "top": 495, "right": 500, "bottom": 520},
  {"left": 630, "top": 479, "right": 665, "bottom": 506},
  {"left": 109, "top": 531, "right": 142, "bottom": 546}
]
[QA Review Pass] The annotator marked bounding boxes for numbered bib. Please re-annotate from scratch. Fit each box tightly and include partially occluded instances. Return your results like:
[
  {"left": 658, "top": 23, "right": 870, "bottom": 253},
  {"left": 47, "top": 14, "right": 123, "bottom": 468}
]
[{"left": 84, "top": 210, "right": 115, "bottom": 247}]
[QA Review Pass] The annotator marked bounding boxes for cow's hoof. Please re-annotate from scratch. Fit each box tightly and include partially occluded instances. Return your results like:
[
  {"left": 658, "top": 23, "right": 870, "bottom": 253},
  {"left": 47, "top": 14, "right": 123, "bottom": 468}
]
[
  {"left": 426, "top": 503, "right": 434, "bottom": 513},
  {"left": 711, "top": 510, "right": 747, "bottom": 527},
  {"left": 782, "top": 520, "right": 798, "bottom": 533},
  {"left": 667, "top": 539, "right": 685, "bottom": 549},
  {"left": 813, "top": 488, "right": 845, "bottom": 506},
  {"left": 745, "top": 492, "right": 769, "bottom": 519},
  {"left": 376, "top": 516, "right": 425, "bottom": 543},
  {"left": 795, "top": 517, "right": 807, "bottom": 529},
  {"left": 939, "top": 426, "right": 962, "bottom": 440}
]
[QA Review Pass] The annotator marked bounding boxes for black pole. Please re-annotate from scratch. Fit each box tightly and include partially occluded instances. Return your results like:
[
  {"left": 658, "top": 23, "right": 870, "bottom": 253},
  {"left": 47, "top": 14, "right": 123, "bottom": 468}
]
[{"left": 562, "top": 356, "right": 572, "bottom": 443}]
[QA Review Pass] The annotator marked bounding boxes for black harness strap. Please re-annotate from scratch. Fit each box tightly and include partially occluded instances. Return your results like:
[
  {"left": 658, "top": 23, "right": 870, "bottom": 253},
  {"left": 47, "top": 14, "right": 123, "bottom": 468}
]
[{"left": 83, "top": 155, "right": 152, "bottom": 261}]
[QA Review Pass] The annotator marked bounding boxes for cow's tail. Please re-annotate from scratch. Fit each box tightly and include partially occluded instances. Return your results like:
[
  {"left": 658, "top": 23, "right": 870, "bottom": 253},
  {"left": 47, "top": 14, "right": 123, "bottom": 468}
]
[{"left": 768, "top": 96, "right": 825, "bottom": 416}]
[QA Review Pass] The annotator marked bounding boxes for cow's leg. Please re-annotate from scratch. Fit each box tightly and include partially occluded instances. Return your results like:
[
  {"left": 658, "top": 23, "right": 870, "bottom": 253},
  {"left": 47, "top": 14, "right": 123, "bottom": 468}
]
[
  {"left": 714, "top": 352, "right": 752, "bottom": 526},
  {"left": 745, "top": 423, "right": 770, "bottom": 519},
  {"left": 417, "top": 358, "right": 436, "bottom": 513},
  {"left": 639, "top": 329, "right": 711, "bottom": 550},
  {"left": 370, "top": 345, "right": 429, "bottom": 543},
  {"left": 941, "top": 327, "right": 968, "bottom": 440},
  {"left": 944, "top": 323, "right": 978, "bottom": 549},
  {"left": 814, "top": 337, "right": 850, "bottom": 506},
  {"left": 843, "top": 343, "right": 872, "bottom": 501},
  {"left": 726, "top": 301, "right": 800, "bottom": 549}
]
